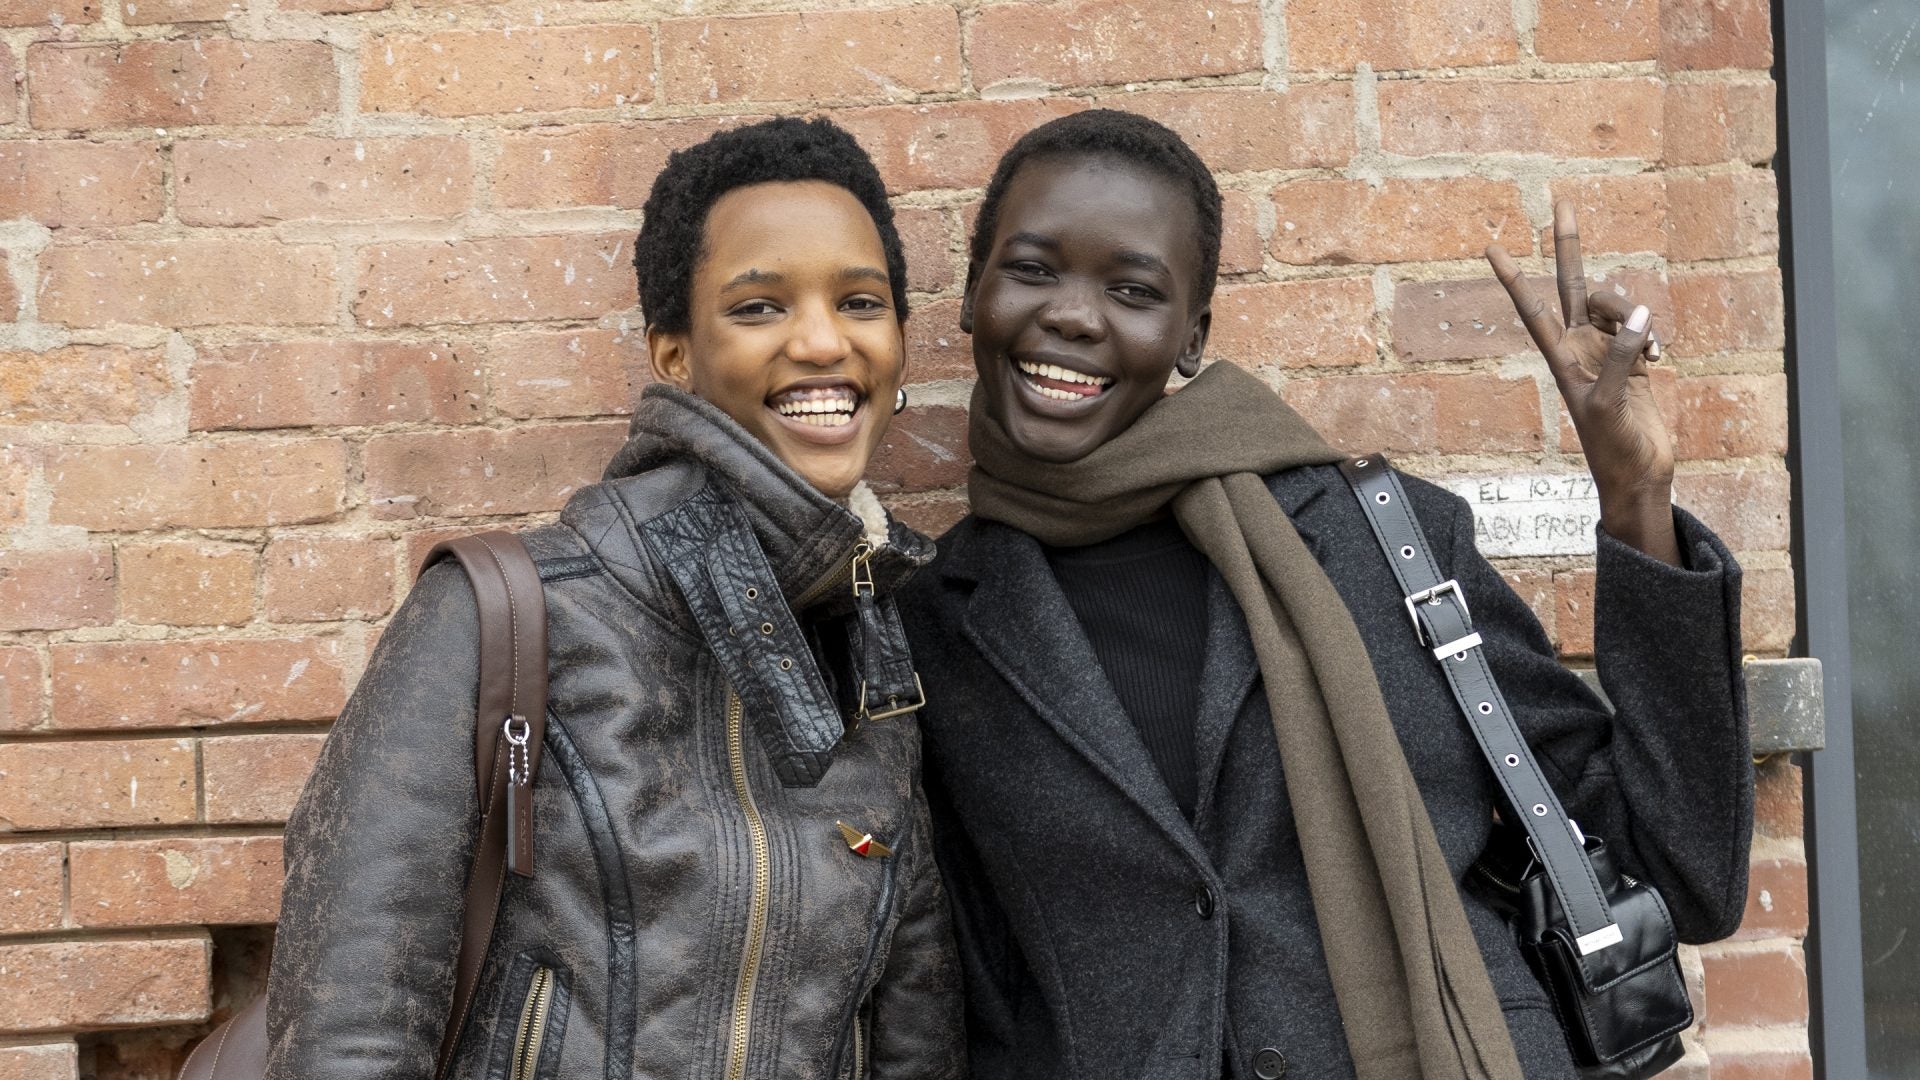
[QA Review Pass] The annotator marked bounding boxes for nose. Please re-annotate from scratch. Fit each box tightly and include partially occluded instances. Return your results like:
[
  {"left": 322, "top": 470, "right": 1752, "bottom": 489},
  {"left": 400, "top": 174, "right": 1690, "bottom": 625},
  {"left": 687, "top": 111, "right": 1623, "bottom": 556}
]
[
  {"left": 1035, "top": 281, "right": 1106, "bottom": 343},
  {"left": 784, "top": 299, "right": 850, "bottom": 367}
]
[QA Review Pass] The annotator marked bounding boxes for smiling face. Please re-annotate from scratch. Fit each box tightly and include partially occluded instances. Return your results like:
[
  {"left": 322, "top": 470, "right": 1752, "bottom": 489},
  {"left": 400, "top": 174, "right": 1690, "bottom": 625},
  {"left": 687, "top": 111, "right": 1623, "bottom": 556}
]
[
  {"left": 647, "top": 180, "right": 905, "bottom": 498},
  {"left": 965, "top": 155, "right": 1210, "bottom": 464}
]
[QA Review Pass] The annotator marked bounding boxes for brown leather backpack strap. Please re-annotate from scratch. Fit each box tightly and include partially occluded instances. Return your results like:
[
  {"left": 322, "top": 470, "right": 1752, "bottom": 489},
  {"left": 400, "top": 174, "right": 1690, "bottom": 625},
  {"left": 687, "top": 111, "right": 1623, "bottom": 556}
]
[{"left": 418, "top": 531, "right": 548, "bottom": 1080}]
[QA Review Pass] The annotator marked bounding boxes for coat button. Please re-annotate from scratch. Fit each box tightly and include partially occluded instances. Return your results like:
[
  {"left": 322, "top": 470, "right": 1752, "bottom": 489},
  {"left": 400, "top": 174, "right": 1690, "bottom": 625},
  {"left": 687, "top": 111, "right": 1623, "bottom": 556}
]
[
  {"left": 1192, "top": 885, "right": 1215, "bottom": 919},
  {"left": 1252, "top": 1047, "right": 1288, "bottom": 1079}
]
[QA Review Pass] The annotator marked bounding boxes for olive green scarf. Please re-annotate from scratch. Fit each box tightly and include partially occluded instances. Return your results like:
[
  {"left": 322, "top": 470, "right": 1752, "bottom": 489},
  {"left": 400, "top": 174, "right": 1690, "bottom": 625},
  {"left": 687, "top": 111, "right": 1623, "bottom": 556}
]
[{"left": 968, "top": 362, "right": 1524, "bottom": 1080}]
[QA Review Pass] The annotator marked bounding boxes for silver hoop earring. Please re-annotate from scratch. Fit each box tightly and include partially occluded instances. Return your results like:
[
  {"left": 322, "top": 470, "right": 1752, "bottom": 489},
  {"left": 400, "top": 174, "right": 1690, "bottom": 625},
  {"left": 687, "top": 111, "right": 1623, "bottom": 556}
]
[{"left": 893, "top": 387, "right": 908, "bottom": 415}]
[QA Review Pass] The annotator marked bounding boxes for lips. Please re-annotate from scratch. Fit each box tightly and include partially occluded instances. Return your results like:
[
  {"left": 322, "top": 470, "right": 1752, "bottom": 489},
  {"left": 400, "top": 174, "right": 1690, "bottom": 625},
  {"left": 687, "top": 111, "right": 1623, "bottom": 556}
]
[{"left": 1014, "top": 357, "right": 1114, "bottom": 401}]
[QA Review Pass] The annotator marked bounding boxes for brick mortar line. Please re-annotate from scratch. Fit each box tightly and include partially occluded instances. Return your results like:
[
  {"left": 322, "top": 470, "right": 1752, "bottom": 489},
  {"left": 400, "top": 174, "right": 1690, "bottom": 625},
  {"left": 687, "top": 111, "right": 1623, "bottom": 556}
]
[
  {"left": 0, "top": 719, "right": 335, "bottom": 741},
  {"left": 0, "top": 824, "right": 287, "bottom": 847},
  {"left": 0, "top": 926, "right": 215, "bottom": 948}
]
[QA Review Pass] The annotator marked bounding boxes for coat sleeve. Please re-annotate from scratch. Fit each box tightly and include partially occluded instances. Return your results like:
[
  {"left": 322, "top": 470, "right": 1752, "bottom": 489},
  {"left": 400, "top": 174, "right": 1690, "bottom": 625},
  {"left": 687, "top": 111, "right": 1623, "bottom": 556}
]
[
  {"left": 867, "top": 766, "right": 967, "bottom": 1079},
  {"left": 265, "top": 562, "right": 484, "bottom": 1080},
  {"left": 1444, "top": 498, "right": 1755, "bottom": 943}
]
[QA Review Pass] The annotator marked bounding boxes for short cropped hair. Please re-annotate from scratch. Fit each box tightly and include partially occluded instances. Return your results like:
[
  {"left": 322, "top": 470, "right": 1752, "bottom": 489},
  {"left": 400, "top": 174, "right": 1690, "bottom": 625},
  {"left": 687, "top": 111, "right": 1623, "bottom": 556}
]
[
  {"left": 635, "top": 116, "right": 908, "bottom": 335},
  {"left": 969, "top": 109, "right": 1223, "bottom": 308}
]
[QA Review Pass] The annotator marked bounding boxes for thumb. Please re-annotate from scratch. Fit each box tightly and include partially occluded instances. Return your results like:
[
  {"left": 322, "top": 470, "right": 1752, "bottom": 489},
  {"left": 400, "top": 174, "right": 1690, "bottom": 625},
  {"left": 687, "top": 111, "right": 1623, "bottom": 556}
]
[{"left": 1594, "top": 304, "right": 1651, "bottom": 406}]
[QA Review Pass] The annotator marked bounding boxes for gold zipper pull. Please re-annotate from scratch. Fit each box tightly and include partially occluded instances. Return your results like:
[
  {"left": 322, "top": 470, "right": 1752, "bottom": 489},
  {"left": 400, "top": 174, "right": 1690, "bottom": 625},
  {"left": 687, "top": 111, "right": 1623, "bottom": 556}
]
[{"left": 850, "top": 543, "right": 875, "bottom": 598}]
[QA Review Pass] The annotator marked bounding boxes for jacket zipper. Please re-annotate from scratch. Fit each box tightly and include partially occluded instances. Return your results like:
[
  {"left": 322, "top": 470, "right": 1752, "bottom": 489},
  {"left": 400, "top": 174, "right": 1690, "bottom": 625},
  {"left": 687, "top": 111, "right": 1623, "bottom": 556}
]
[
  {"left": 724, "top": 691, "right": 771, "bottom": 1080},
  {"left": 509, "top": 966, "right": 554, "bottom": 1080},
  {"left": 851, "top": 1004, "right": 867, "bottom": 1080},
  {"left": 791, "top": 541, "right": 872, "bottom": 610}
]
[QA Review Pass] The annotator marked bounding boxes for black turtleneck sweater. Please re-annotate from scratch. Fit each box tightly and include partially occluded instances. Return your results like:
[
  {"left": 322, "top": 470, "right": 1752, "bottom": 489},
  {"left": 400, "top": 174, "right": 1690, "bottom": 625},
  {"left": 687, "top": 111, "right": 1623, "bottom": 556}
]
[{"left": 1044, "top": 518, "right": 1211, "bottom": 818}]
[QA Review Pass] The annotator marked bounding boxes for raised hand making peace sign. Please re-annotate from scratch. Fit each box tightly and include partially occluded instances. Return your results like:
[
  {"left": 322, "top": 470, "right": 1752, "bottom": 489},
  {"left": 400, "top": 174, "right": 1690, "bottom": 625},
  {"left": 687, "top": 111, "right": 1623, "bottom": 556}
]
[{"left": 1486, "top": 199, "right": 1682, "bottom": 566}]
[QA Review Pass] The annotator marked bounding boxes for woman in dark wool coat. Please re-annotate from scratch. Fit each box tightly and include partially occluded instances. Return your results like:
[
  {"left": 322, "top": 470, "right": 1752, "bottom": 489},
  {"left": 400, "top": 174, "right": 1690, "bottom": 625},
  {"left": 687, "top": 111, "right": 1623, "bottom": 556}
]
[{"left": 898, "top": 109, "right": 1752, "bottom": 1080}]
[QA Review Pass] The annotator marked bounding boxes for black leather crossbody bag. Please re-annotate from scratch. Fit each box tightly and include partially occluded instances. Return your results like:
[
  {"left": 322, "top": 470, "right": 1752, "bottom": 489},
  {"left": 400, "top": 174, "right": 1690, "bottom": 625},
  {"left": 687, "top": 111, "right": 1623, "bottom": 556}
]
[{"left": 1338, "top": 455, "right": 1691, "bottom": 1079}]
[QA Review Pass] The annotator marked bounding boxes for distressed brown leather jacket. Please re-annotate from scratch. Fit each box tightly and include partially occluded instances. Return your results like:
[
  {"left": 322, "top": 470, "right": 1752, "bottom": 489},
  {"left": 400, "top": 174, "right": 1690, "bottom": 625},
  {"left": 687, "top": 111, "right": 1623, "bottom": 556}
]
[{"left": 265, "top": 386, "right": 964, "bottom": 1080}]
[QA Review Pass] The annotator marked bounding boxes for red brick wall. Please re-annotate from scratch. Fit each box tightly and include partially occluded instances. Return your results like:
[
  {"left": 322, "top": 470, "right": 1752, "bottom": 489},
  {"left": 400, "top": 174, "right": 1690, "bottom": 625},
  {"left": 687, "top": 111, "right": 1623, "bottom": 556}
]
[{"left": 0, "top": 0, "right": 1803, "bottom": 1076}]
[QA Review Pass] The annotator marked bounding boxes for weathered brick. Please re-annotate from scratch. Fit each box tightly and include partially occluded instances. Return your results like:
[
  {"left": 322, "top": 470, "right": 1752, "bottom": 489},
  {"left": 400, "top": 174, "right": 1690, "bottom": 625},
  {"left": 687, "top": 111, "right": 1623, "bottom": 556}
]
[
  {"left": 363, "top": 422, "right": 628, "bottom": 519},
  {"left": 0, "top": 0, "right": 96, "bottom": 26},
  {"left": 1544, "top": 175, "right": 1668, "bottom": 255},
  {"left": 884, "top": 494, "right": 967, "bottom": 537},
  {"left": 1393, "top": 269, "right": 1672, "bottom": 363},
  {"left": 1219, "top": 191, "right": 1263, "bottom": 275},
  {"left": 1534, "top": 0, "right": 1660, "bottom": 61},
  {"left": 202, "top": 733, "right": 326, "bottom": 824},
  {"left": 903, "top": 297, "right": 971, "bottom": 382},
  {"left": 0, "top": 252, "right": 15, "bottom": 320},
  {"left": 0, "top": 447, "right": 26, "bottom": 528},
  {"left": 26, "top": 41, "right": 336, "bottom": 129},
  {"left": 277, "top": 0, "right": 382, "bottom": 13},
  {"left": 1270, "top": 178, "right": 1529, "bottom": 265},
  {"left": 1664, "top": 81, "right": 1776, "bottom": 166},
  {"left": 0, "top": 738, "right": 197, "bottom": 830},
  {"left": 1703, "top": 945, "right": 1808, "bottom": 1027},
  {"left": 47, "top": 440, "right": 346, "bottom": 530},
  {"left": 0, "top": 1041, "right": 78, "bottom": 1080},
  {"left": 1208, "top": 279, "right": 1376, "bottom": 369},
  {"left": 662, "top": 8, "right": 959, "bottom": 105},
  {"left": 52, "top": 638, "right": 347, "bottom": 730},
  {"left": 492, "top": 116, "right": 750, "bottom": 210},
  {"left": 897, "top": 208, "right": 955, "bottom": 294},
  {"left": 488, "top": 328, "right": 646, "bottom": 420},
  {"left": 116, "top": 540, "right": 255, "bottom": 626},
  {"left": 121, "top": 0, "right": 243, "bottom": 23},
  {"left": 1280, "top": 372, "right": 1544, "bottom": 454},
  {"left": 1101, "top": 85, "right": 1356, "bottom": 172},
  {"left": 1668, "top": 374, "right": 1788, "bottom": 460},
  {"left": 1378, "top": 79, "right": 1663, "bottom": 159},
  {"left": 1498, "top": 566, "right": 1556, "bottom": 643},
  {"left": 971, "top": 0, "right": 1261, "bottom": 89},
  {"left": 1672, "top": 468, "right": 1790, "bottom": 551},
  {"left": 353, "top": 233, "right": 633, "bottom": 327},
  {"left": 1754, "top": 757, "right": 1803, "bottom": 839},
  {"left": 1667, "top": 171, "right": 1779, "bottom": 261},
  {"left": 1669, "top": 267, "right": 1784, "bottom": 355},
  {"left": 1735, "top": 856, "right": 1809, "bottom": 939},
  {"left": 364, "top": 26, "right": 652, "bottom": 117},
  {"left": 0, "top": 937, "right": 208, "bottom": 1032},
  {"left": 69, "top": 836, "right": 283, "bottom": 927},
  {"left": 1741, "top": 564, "right": 1795, "bottom": 655},
  {"left": 0, "top": 647, "right": 46, "bottom": 732},
  {"left": 0, "top": 50, "right": 14, "bottom": 126},
  {"left": 1662, "top": 0, "right": 1773, "bottom": 71},
  {"left": 836, "top": 99, "right": 1088, "bottom": 194},
  {"left": 0, "top": 345, "right": 170, "bottom": 425},
  {"left": 190, "top": 340, "right": 483, "bottom": 430},
  {"left": 866, "top": 405, "right": 967, "bottom": 495},
  {"left": 0, "top": 142, "right": 163, "bottom": 227},
  {"left": 264, "top": 535, "right": 394, "bottom": 622},
  {"left": 0, "top": 547, "right": 114, "bottom": 631},
  {"left": 177, "top": 137, "right": 472, "bottom": 225},
  {"left": 1555, "top": 568, "right": 1597, "bottom": 658},
  {"left": 39, "top": 240, "right": 335, "bottom": 328},
  {"left": 0, "top": 842, "right": 64, "bottom": 933},
  {"left": 1705, "top": 1052, "right": 1813, "bottom": 1080},
  {"left": 1289, "top": 0, "right": 1516, "bottom": 71}
]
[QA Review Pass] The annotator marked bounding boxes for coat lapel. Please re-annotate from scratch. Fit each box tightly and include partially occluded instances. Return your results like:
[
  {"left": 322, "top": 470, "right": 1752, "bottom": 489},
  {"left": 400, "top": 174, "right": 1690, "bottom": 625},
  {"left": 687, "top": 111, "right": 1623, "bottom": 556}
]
[{"left": 948, "top": 520, "right": 1197, "bottom": 845}]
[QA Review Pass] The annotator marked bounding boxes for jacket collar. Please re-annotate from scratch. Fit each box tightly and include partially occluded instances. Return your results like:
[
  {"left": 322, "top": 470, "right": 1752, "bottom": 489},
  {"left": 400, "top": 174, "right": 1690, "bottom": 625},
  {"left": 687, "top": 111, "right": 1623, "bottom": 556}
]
[{"left": 602, "top": 384, "right": 932, "bottom": 605}]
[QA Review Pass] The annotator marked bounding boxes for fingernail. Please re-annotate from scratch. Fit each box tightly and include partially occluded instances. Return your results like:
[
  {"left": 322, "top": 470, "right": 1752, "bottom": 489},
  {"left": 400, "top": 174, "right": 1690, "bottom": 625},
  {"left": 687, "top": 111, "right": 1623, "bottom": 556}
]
[{"left": 1625, "top": 305, "right": 1651, "bottom": 334}]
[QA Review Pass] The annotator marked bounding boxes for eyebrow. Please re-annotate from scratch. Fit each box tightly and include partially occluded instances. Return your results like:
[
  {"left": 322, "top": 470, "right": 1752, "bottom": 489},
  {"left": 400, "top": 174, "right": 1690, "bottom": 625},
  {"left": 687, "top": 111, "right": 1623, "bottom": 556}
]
[
  {"left": 720, "top": 266, "right": 890, "bottom": 290},
  {"left": 1006, "top": 232, "right": 1172, "bottom": 278},
  {"left": 839, "top": 266, "right": 890, "bottom": 286},
  {"left": 722, "top": 268, "right": 784, "bottom": 290}
]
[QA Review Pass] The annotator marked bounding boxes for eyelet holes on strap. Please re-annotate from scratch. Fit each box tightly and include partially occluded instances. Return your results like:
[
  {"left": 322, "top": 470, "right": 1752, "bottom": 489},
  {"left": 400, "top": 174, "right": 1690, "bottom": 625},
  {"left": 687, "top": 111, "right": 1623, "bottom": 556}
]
[
  {"left": 1505, "top": 754, "right": 1521, "bottom": 767},
  {"left": 1477, "top": 702, "right": 1494, "bottom": 714},
  {"left": 1375, "top": 491, "right": 1391, "bottom": 505},
  {"left": 1532, "top": 803, "right": 1549, "bottom": 817},
  {"left": 779, "top": 658, "right": 794, "bottom": 671},
  {"left": 1399, "top": 545, "right": 1415, "bottom": 559},
  {"left": 745, "top": 587, "right": 759, "bottom": 601},
  {"left": 1355, "top": 458, "right": 1370, "bottom": 468},
  {"left": 1453, "top": 651, "right": 1469, "bottom": 662},
  {"left": 759, "top": 622, "right": 775, "bottom": 635}
]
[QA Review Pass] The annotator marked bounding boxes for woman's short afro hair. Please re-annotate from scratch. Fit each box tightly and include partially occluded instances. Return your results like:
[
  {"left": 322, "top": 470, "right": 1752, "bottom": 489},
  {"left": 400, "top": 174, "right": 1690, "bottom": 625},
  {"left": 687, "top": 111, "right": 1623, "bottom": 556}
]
[
  {"left": 634, "top": 116, "right": 908, "bottom": 335},
  {"left": 969, "top": 109, "right": 1223, "bottom": 308}
]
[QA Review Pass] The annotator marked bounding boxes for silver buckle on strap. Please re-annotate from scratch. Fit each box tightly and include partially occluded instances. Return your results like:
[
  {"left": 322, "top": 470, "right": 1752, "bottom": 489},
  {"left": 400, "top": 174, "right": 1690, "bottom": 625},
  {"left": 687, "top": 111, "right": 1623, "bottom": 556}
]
[{"left": 1404, "top": 579, "right": 1478, "bottom": 657}]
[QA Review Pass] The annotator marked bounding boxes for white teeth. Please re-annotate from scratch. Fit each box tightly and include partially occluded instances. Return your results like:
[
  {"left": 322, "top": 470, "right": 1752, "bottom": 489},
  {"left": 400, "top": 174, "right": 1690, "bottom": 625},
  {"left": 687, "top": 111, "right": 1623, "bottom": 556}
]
[
  {"left": 771, "top": 386, "right": 860, "bottom": 420},
  {"left": 1032, "top": 384, "right": 1081, "bottom": 401},
  {"left": 1015, "top": 359, "right": 1113, "bottom": 388}
]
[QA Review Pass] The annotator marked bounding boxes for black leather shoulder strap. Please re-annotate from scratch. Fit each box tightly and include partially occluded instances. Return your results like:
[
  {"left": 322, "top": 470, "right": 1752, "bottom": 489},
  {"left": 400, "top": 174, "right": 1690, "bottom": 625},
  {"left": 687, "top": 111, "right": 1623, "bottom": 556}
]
[{"left": 1336, "top": 455, "right": 1623, "bottom": 957}]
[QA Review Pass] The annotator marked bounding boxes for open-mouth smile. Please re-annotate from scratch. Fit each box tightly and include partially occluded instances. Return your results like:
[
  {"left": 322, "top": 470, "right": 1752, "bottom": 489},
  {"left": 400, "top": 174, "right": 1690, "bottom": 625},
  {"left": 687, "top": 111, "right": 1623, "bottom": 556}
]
[
  {"left": 767, "top": 382, "right": 866, "bottom": 443},
  {"left": 1014, "top": 358, "right": 1114, "bottom": 402}
]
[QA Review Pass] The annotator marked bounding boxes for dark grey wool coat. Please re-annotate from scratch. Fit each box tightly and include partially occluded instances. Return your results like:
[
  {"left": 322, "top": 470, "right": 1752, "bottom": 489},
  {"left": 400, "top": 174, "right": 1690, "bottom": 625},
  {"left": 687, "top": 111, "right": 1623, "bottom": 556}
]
[{"left": 898, "top": 463, "right": 1754, "bottom": 1080}]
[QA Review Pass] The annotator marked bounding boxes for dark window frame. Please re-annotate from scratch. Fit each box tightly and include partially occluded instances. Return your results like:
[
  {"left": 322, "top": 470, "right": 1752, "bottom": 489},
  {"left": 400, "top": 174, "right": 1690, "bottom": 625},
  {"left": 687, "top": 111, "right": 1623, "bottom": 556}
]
[{"left": 1774, "top": 0, "right": 1868, "bottom": 1075}]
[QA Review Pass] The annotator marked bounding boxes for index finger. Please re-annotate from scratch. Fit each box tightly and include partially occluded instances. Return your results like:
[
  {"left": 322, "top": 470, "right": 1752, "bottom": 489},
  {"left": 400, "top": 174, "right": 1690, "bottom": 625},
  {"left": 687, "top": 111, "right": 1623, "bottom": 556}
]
[
  {"left": 1486, "top": 243, "right": 1565, "bottom": 364},
  {"left": 1552, "top": 199, "right": 1589, "bottom": 330}
]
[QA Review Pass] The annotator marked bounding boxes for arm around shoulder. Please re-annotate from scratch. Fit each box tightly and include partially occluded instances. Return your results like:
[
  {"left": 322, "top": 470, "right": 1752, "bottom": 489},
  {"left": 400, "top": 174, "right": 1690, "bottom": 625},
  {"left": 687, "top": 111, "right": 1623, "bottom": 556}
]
[{"left": 265, "top": 561, "right": 487, "bottom": 1080}]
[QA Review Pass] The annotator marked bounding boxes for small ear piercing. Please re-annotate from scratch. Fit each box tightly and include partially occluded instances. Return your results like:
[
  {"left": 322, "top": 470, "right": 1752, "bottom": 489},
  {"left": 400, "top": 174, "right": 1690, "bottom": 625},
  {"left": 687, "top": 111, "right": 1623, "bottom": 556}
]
[{"left": 894, "top": 387, "right": 908, "bottom": 415}]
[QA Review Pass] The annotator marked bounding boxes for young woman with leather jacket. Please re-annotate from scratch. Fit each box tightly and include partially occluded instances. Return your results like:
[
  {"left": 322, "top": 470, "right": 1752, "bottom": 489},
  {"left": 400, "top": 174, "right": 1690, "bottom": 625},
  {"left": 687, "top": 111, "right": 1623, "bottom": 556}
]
[
  {"left": 900, "top": 110, "right": 1753, "bottom": 1079},
  {"left": 264, "top": 117, "right": 963, "bottom": 1080}
]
